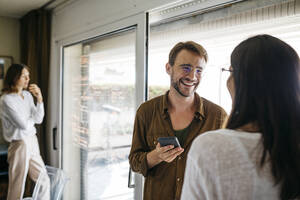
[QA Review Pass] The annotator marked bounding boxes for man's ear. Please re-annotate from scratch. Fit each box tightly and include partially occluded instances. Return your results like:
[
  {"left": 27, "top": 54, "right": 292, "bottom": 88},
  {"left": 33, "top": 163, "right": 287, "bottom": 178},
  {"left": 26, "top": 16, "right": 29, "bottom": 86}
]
[{"left": 166, "top": 63, "right": 172, "bottom": 75}]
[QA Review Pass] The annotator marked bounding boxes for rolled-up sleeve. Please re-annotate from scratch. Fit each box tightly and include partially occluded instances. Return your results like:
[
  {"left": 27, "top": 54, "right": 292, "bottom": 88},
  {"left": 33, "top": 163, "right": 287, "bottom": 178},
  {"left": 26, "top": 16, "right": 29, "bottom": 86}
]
[{"left": 31, "top": 102, "right": 44, "bottom": 124}]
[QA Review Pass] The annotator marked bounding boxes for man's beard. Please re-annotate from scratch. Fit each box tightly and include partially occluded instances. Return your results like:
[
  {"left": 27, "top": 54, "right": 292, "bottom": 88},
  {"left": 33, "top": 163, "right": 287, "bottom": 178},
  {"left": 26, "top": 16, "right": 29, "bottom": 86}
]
[{"left": 171, "top": 75, "right": 199, "bottom": 97}]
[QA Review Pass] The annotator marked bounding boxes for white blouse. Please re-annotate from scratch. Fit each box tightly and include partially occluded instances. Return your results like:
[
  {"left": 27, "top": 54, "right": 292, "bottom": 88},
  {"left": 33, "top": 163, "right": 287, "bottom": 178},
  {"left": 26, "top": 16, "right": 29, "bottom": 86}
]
[
  {"left": 181, "top": 129, "right": 279, "bottom": 200},
  {"left": 0, "top": 90, "right": 44, "bottom": 142}
]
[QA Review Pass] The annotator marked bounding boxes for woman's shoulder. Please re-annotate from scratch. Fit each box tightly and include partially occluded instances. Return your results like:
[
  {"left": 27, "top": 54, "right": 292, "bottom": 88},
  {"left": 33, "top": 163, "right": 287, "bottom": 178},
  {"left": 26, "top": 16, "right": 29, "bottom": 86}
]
[
  {"left": 1, "top": 91, "right": 32, "bottom": 103},
  {"left": 194, "top": 129, "right": 260, "bottom": 145},
  {"left": 189, "top": 129, "right": 261, "bottom": 162},
  {"left": 0, "top": 92, "right": 17, "bottom": 102},
  {"left": 192, "top": 129, "right": 236, "bottom": 146}
]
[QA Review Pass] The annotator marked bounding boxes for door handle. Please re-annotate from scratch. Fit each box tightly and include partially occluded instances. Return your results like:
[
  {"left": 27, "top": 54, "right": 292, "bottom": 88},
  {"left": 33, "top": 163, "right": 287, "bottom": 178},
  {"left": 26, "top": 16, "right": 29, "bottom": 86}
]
[
  {"left": 128, "top": 167, "right": 135, "bottom": 188},
  {"left": 53, "top": 127, "right": 57, "bottom": 150}
]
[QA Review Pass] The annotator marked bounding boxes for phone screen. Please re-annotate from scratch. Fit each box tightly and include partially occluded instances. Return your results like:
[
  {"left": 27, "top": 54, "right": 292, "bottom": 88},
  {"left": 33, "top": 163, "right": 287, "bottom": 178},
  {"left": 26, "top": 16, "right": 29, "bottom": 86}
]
[{"left": 157, "top": 136, "right": 181, "bottom": 148}]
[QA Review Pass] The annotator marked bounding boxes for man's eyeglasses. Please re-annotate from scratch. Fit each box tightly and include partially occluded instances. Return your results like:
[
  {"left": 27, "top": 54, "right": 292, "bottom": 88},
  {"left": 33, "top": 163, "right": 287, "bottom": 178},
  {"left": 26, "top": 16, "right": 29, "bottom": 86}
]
[{"left": 221, "top": 68, "right": 233, "bottom": 73}]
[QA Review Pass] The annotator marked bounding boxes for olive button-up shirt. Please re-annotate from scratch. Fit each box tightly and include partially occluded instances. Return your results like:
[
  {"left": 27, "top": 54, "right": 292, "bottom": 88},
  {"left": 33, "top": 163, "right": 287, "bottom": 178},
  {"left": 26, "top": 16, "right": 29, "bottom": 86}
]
[{"left": 129, "top": 92, "right": 227, "bottom": 200}]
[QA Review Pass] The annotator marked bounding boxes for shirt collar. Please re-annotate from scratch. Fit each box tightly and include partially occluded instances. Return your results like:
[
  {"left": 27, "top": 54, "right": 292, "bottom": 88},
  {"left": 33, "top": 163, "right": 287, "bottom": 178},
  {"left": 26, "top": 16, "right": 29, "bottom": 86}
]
[{"left": 161, "top": 90, "right": 205, "bottom": 120}]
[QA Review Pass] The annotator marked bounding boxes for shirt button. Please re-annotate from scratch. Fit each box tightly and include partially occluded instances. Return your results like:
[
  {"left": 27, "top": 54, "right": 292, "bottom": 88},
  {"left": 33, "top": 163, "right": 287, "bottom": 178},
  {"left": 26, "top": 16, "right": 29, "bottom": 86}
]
[
  {"left": 178, "top": 156, "right": 182, "bottom": 160},
  {"left": 177, "top": 178, "right": 180, "bottom": 182},
  {"left": 154, "top": 141, "right": 156, "bottom": 145}
]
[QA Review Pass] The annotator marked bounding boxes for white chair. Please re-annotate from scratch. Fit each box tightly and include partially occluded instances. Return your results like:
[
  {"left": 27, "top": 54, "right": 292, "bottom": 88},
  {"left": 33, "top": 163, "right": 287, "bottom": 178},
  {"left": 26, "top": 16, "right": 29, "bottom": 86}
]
[{"left": 23, "top": 165, "right": 69, "bottom": 200}]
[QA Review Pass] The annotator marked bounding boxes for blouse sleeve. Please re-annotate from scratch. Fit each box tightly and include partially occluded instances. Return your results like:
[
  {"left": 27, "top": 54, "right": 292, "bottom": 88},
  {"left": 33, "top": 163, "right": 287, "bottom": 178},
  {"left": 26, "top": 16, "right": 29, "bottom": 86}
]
[{"left": 28, "top": 92, "right": 44, "bottom": 124}]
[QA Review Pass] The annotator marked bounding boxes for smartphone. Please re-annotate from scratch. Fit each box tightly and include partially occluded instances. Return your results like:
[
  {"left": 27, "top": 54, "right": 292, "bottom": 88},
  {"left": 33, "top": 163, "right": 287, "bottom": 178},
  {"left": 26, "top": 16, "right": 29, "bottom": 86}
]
[{"left": 157, "top": 136, "right": 181, "bottom": 148}]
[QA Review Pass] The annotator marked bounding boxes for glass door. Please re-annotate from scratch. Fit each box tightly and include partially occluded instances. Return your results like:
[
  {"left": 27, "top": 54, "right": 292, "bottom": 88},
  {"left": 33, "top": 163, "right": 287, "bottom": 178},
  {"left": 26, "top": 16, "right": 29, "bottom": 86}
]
[{"left": 62, "top": 28, "right": 137, "bottom": 200}]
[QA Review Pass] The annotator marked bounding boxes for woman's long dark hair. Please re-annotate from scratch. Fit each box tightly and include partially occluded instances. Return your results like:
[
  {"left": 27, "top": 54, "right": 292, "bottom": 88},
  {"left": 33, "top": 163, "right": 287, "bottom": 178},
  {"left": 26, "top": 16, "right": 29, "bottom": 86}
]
[
  {"left": 226, "top": 34, "right": 300, "bottom": 199},
  {"left": 2, "top": 63, "right": 28, "bottom": 94}
]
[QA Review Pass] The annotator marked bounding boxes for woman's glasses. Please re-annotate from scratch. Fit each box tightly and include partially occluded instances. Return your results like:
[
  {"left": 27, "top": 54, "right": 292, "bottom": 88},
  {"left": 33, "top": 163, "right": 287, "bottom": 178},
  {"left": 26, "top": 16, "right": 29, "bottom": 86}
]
[{"left": 221, "top": 68, "right": 233, "bottom": 73}]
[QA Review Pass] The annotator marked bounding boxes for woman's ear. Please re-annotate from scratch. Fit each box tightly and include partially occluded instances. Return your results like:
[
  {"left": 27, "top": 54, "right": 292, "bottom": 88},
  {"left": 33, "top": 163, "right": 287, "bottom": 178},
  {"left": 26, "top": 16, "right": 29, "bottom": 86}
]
[{"left": 227, "top": 74, "right": 235, "bottom": 101}]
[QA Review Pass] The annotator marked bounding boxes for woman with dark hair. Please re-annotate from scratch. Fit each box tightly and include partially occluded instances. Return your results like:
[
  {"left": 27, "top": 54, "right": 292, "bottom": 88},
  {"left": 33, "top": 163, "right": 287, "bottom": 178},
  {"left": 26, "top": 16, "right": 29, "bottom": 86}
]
[
  {"left": 181, "top": 35, "right": 300, "bottom": 200},
  {"left": 0, "top": 64, "right": 49, "bottom": 200}
]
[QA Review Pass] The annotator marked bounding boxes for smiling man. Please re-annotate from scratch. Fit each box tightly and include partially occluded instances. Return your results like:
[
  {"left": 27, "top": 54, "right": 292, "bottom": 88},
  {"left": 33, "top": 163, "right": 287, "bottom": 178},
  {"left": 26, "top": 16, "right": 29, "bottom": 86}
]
[{"left": 129, "top": 41, "right": 227, "bottom": 200}]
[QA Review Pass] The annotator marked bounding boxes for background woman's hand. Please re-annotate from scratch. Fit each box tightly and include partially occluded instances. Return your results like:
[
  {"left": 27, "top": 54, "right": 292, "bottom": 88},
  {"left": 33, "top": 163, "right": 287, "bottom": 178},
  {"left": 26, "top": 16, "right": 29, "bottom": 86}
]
[{"left": 28, "top": 84, "right": 43, "bottom": 103}]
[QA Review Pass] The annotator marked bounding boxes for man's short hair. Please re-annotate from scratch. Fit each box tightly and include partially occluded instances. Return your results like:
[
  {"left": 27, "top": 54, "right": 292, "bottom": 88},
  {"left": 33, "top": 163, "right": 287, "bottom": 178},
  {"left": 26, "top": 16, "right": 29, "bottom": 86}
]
[{"left": 168, "top": 41, "right": 208, "bottom": 66}]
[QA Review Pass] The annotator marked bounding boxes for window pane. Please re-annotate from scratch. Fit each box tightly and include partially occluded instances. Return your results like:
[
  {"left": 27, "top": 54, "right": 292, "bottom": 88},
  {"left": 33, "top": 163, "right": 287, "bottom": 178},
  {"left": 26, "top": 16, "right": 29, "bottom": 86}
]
[{"left": 63, "top": 29, "right": 136, "bottom": 200}]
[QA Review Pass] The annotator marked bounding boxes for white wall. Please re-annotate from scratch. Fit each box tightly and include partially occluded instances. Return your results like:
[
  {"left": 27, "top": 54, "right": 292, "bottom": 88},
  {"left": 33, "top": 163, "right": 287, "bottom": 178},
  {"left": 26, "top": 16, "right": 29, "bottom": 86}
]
[
  {"left": 51, "top": 0, "right": 178, "bottom": 42},
  {"left": 0, "top": 16, "right": 20, "bottom": 62}
]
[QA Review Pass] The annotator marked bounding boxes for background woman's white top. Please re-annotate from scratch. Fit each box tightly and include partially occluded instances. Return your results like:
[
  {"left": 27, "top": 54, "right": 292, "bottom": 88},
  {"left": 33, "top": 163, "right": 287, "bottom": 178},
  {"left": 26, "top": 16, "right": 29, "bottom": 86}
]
[
  {"left": 181, "top": 129, "right": 279, "bottom": 200},
  {"left": 0, "top": 90, "right": 44, "bottom": 142}
]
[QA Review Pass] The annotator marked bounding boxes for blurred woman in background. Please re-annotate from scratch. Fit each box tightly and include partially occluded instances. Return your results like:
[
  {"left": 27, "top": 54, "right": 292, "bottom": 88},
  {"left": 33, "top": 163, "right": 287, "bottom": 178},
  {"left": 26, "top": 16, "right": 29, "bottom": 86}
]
[{"left": 0, "top": 64, "right": 49, "bottom": 200}]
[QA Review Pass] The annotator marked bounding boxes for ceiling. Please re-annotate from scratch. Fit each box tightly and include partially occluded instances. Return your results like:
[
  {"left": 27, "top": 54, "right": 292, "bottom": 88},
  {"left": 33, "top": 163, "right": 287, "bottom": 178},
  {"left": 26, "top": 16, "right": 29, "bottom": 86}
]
[{"left": 0, "top": 0, "right": 52, "bottom": 18}]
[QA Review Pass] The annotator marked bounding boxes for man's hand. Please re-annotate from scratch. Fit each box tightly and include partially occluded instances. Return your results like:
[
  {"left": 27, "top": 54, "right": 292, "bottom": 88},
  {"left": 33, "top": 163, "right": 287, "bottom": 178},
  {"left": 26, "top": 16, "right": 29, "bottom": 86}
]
[
  {"left": 147, "top": 143, "right": 184, "bottom": 169},
  {"left": 28, "top": 84, "right": 43, "bottom": 103}
]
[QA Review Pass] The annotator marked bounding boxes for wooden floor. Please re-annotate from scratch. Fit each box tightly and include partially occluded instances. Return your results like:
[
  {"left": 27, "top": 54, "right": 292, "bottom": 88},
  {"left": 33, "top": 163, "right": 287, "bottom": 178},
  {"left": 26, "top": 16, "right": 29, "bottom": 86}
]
[{"left": 0, "top": 175, "right": 8, "bottom": 200}]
